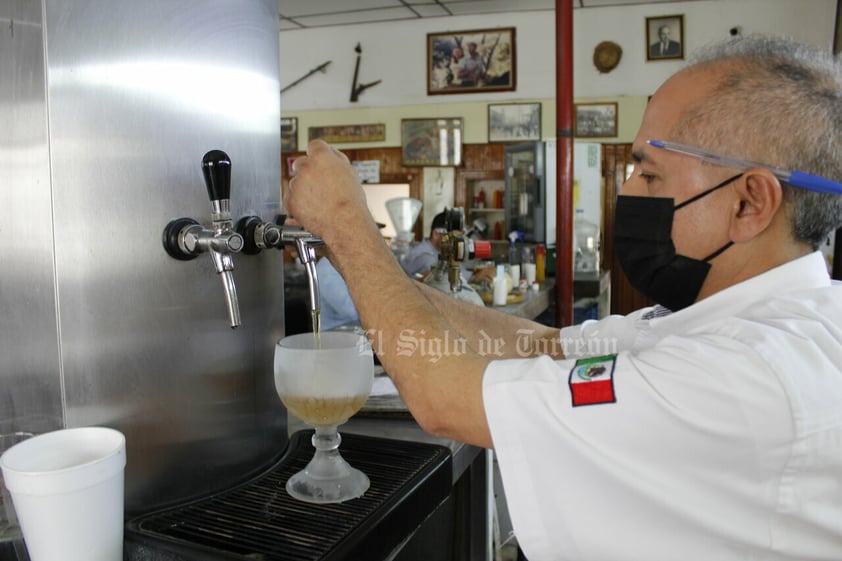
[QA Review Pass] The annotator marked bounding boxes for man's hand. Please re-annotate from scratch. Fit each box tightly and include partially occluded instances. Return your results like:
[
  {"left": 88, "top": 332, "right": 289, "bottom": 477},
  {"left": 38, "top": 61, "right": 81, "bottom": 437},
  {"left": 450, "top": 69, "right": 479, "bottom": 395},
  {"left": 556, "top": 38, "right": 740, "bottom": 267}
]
[{"left": 283, "top": 140, "right": 374, "bottom": 245}]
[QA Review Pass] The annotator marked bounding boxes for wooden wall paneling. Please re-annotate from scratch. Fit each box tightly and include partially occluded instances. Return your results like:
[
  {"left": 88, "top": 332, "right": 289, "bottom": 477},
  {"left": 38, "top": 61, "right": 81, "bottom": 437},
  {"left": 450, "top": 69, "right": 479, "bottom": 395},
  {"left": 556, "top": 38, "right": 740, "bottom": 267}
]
[
  {"left": 282, "top": 144, "right": 507, "bottom": 243},
  {"left": 462, "top": 143, "right": 505, "bottom": 171}
]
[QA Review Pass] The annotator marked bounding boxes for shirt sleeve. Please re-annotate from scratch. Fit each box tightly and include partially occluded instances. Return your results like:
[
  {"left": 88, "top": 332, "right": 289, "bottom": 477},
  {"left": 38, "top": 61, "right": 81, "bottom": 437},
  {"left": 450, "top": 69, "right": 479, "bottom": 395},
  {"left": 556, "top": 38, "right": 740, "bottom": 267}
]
[
  {"left": 482, "top": 337, "right": 793, "bottom": 560},
  {"left": 558, "top": 308, "right": 648, "bottom": 358},
  {"left": 316, "top": 258, "right": 359, "bottom": 329},
  {"left": 402, "top": 241, "right": 437, "bottom": 277}
]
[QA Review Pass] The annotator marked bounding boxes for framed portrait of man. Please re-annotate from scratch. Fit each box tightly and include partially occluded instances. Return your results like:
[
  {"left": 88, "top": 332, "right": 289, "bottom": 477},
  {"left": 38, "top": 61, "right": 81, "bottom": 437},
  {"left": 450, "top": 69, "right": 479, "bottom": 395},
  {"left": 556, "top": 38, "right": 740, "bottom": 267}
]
[{"left": 646, "top": 15, "right": 684, "bottom": 61}]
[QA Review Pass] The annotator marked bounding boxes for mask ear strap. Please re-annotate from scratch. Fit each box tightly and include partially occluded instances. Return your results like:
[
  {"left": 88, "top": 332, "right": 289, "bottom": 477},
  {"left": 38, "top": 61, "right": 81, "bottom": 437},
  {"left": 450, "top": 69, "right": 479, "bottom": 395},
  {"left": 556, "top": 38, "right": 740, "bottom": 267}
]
[
  {"left": 702, "top": 241, "right": 733, "bottom": 262},
  {"left": 674, "top": 173, "right": 744, "bottom": 211}
]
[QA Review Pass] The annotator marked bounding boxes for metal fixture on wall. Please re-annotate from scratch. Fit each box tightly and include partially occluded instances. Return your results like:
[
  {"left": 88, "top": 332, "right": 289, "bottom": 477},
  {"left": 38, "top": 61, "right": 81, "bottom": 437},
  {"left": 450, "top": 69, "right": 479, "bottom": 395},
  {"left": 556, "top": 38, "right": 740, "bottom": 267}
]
[{"left": 164, "top": 150, "right": 245, "bottom": 328}]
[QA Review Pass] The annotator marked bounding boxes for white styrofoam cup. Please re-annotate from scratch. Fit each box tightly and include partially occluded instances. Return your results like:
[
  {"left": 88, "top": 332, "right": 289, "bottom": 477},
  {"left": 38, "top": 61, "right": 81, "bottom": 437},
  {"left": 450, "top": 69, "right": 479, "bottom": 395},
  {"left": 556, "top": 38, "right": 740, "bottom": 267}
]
[{"left": 0, "top": 427, "right": 126, "bottom": 561}]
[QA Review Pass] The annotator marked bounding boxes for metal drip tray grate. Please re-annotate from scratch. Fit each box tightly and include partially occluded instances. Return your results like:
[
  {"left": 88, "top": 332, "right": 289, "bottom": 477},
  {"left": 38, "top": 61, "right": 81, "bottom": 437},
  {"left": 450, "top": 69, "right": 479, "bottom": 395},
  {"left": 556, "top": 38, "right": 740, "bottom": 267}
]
[{"left": 125, "top": 431, "right": 452, "bottom": 561}]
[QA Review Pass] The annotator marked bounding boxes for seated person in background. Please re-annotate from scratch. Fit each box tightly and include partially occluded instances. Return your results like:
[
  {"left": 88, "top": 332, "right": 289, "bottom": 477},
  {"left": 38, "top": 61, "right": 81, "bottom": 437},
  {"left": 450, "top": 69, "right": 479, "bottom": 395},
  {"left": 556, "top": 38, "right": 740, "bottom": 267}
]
[
  {"left": 320, "top": 217, "right": 492, "bottom": 328},
  {"left": 317, "top": 221, "right": 387, "bottom": 330},
  {"left": 402, "top": 210, "right": 496, "bottom": 285},
  {"left": 316, "top": 256, "right": 359, "bottom": 331},
  {"left": 401, "top": 211, "right": 447, "bottom": 279}
]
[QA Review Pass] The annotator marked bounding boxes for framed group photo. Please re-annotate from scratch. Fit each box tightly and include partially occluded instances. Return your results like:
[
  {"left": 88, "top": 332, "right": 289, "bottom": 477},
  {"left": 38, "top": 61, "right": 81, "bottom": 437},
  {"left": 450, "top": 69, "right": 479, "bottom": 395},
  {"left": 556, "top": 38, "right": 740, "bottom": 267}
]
[
  {"left": 488, "top": 102, "right": 541, "bottom": 143},
  {"left": 427, "top": 27, "right": 516, "bottom": 95},
  {"left": 401, "top": 118, "right": 463, "bottom": 167},
  {"left": 574, "top": 103, "right": 618, "bottom": 138},
  {"left": 646, "top": 14, "right": 684, "bottom": 61}
]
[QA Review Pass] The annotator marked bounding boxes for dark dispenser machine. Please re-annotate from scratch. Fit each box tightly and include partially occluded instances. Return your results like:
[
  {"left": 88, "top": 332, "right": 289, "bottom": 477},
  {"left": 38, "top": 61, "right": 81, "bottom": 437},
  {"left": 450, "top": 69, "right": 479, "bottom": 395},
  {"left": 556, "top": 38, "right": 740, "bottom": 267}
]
[
  {"left": 1, "top": 0, "right": 286, "bottom": 518},
  {"left": 1, "top": 1, "right": 461, "bottom": 560}
]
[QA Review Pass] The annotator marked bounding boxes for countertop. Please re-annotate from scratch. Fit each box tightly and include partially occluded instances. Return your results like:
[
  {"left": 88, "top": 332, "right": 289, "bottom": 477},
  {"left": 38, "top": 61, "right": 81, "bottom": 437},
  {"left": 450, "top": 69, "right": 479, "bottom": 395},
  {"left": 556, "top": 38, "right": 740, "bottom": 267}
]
[
  {"left": 481, "top": 278, "right": 554, "bottom": 320},
  {"left": 285, "top": 265, "right": 555, "bottom": 321}
]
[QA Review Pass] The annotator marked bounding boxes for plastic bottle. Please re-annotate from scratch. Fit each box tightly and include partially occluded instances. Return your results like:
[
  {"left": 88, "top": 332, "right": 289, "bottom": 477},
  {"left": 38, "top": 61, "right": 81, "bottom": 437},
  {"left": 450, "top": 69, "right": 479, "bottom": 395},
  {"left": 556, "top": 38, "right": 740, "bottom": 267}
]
[
  {"left": 476, "top": 188, "right": 486, "bottom": 209},
  {"left": 535, "top": 244, "right": 546, "bottom": 282},
  {"left": 493, "top": 264, "right": 508, "bottom": 306},
  {"left": 508, "top": 231, "right": 522, "bottom": 267}
]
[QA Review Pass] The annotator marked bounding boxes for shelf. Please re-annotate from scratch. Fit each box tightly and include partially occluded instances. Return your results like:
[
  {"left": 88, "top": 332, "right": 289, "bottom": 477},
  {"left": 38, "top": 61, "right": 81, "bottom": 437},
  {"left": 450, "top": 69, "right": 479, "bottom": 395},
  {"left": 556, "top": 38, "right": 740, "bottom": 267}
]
[{"left": 468, "top": 207, "right": 505, "bottom": 212}]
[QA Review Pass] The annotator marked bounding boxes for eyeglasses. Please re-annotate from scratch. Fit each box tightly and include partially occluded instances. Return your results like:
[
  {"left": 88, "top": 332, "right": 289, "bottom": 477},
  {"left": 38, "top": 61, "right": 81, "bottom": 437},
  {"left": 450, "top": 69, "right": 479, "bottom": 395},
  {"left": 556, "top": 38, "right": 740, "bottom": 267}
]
[{"left": 647, "top": 139, "right": 842, "bottom": 195}]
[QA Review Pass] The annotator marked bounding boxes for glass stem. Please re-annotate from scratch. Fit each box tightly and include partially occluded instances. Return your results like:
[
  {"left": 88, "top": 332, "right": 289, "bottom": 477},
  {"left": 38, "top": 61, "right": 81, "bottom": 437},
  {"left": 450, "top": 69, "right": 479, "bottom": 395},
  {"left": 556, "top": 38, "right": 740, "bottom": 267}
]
[{"left": 312, "top": 425, "right": 341, "bottom": 454}]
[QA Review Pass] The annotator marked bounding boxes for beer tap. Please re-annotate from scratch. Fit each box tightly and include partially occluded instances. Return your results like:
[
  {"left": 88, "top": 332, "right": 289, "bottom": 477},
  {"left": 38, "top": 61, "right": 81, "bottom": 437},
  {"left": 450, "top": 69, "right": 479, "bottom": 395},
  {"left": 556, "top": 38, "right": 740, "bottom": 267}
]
[
  {"left": 163, "top": 150, "right": 244, "bottom": 328},
  {"left": 236, "top": 214, "right": 324, "bottom": 331}
]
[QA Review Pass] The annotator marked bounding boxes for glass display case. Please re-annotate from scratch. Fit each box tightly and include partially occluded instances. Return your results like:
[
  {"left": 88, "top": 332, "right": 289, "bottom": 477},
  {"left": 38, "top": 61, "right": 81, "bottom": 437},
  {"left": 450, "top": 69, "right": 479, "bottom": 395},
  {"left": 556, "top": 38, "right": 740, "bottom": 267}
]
[{"left": 504, "top": 142, "right": 547, "bottom": 243}]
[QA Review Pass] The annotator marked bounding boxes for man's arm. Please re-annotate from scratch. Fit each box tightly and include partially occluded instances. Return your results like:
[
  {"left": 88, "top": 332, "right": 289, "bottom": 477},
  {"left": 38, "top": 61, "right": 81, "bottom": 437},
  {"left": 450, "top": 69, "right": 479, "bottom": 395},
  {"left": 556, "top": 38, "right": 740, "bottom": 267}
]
[
  {"left": 415, "top": 282, "right": 563, "bottom": 359},
  {"left": 286, "top": 141, "right": 494, "bottom": 448}
]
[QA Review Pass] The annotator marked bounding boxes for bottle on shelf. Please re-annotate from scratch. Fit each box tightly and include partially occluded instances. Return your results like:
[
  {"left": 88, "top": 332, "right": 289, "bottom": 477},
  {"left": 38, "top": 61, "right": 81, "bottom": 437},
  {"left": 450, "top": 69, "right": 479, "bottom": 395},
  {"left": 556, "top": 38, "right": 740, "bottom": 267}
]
[
  {"left": 493, "top": 221, "right": 504, "bottom": 240},
  {"left": 494, "top": 189, "right": 504, "bottom": 209},
  {"left": 535, "top": 244, "right": 546, "bottom": 282},
  {"left": 475, "top": 188, "right": 486, "bottom": 209}
]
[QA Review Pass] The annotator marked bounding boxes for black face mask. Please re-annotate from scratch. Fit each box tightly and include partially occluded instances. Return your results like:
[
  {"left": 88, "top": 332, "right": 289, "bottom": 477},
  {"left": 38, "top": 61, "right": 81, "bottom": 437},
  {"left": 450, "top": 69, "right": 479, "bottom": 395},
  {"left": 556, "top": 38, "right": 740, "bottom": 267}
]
[{"left": 614, "top": 173, "right": 742, "bottom": 311}]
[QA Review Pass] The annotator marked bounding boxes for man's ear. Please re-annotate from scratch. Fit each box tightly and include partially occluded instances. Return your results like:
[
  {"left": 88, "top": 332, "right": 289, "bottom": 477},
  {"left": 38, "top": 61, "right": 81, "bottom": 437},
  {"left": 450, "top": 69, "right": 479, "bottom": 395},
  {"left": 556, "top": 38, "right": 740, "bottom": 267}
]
[{"left": 729, "top": 168, "right": 784, "bottom": 243}]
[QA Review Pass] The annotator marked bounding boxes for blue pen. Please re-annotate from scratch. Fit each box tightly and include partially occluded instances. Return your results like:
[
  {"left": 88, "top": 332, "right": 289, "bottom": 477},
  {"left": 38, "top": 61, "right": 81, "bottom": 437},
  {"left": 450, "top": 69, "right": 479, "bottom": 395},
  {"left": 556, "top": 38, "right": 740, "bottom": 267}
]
[{"left": 647, "top": 139, "right": 842, "bottom": 195}]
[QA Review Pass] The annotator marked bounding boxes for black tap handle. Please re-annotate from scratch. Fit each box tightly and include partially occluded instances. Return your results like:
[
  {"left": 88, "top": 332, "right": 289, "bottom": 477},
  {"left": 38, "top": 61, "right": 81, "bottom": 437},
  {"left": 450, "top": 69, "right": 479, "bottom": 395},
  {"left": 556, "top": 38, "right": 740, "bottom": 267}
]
[{"left": 201, "top": 150, "right": 232, "bottom": 202}]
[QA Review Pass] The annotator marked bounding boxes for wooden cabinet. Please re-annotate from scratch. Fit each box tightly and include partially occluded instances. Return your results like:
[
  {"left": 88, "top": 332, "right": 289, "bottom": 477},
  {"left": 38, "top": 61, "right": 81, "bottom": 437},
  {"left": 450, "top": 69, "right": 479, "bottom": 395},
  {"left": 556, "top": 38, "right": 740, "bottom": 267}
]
[
  {"left": 455, "top": 144, "right": 507, "bottom": 257},
  {"left": 283, "top": 143, "right": 507, "bottom": 244},
  {"left": 282, "top": 146, "right": 424, "bottom": 241},
  {"left": 456, "top": 169, "right": 506, "bottom": 240}
]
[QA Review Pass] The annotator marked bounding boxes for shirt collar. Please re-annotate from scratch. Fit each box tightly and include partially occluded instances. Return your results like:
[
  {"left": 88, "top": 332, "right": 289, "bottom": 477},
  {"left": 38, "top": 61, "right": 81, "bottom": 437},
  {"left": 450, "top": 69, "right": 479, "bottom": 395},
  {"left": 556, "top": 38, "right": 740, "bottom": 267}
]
[{"left": 646, "top": 251, "right": 831, "bottom": 332}]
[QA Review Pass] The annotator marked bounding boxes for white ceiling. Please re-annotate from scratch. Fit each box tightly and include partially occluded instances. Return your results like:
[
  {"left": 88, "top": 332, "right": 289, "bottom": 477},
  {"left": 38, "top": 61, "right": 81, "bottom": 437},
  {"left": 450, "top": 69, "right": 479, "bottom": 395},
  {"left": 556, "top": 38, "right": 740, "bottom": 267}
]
[{"left": 278, "top": 0, "right": 707, "bottom": 31}]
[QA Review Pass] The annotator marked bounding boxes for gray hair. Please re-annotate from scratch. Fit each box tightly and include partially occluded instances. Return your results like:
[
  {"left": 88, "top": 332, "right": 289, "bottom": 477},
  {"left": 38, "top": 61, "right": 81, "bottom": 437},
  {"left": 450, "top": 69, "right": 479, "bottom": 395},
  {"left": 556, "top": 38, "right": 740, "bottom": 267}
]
[{"left": 672, "top": 35, "right": 842, "bottom": 249}]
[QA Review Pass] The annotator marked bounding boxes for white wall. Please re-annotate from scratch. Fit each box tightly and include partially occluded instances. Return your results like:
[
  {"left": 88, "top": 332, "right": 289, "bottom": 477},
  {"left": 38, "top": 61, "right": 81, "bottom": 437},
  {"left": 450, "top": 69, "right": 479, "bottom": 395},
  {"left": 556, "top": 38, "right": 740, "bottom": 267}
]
[
  {"left": 278, "top": 0, "right": 835, "bottom": 147},
  {"left": 279, "top": 0, "right": 836, "bottom": 112}
]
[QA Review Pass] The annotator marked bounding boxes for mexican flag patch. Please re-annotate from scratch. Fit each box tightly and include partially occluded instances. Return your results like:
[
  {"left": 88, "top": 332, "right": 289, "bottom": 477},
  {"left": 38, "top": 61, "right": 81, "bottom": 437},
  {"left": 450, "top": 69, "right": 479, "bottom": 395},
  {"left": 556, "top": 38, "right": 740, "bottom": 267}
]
[{"left": 569, "top": 354, "right": 617, "bottom": 407}]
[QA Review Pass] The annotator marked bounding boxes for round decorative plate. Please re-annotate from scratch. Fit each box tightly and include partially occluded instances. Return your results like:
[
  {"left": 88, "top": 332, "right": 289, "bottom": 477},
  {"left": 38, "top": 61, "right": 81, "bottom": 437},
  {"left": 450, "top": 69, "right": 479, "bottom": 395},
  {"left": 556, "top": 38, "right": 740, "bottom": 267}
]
[{"left": 593, "top": 41, "right": 622, "bottom": 73}]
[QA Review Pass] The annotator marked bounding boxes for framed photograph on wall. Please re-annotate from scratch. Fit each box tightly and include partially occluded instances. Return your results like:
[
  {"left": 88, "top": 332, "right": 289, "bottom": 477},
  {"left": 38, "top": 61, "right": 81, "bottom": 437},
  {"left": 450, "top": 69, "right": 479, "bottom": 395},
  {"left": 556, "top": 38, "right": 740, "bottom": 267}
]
[
  {"left": 427, "top": 27, "right": 515, "bottom": 95},
  {"left": 488, "top": 102, "right": 541, "bottom": 143},
  {"left": 308, "top": 123, "right": 386, "bottom": 143},
  {"left": 646, "top": 14, "right": 684, "bottom": 61},
  {"left": 574, "top": 102, "right": 618, "bottom": 138},
  {"left": 401, "top": 118, "right": 463, "bottom": 167},
  {"left": 281, "top": 117, "right": 298, "bottom": 152}
]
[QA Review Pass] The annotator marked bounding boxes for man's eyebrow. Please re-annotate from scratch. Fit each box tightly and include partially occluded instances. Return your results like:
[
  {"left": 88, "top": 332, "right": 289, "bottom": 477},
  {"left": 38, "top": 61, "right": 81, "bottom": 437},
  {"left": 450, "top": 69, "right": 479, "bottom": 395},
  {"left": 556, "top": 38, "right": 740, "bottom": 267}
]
[{"left": 631, "top": 149, "right": 648, "bottom": 163}]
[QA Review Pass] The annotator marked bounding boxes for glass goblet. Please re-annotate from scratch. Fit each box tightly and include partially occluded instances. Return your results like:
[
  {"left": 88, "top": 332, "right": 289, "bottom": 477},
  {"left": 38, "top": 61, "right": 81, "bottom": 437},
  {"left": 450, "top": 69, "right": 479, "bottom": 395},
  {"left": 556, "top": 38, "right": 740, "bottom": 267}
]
[{"left": 274, "top": 331, "right": 374, "bottom": 503}]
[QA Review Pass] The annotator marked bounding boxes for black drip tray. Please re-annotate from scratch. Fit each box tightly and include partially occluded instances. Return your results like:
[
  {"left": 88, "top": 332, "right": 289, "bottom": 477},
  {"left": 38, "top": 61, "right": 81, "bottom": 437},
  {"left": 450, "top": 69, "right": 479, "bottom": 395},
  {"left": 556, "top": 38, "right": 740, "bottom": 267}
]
[{"left": 125, "top": 431, "right": 452, "bottom": 561}]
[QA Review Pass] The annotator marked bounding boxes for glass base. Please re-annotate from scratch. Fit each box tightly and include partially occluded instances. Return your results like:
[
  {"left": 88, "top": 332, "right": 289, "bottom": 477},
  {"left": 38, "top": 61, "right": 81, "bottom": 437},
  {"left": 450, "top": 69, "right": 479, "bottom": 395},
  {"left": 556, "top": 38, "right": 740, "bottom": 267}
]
[
  {"left": 286, "top": 428, "right": 370, "bottom": 504},
  {"left": 286, "top": 463, "right": 370, "bottom": 504}
]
